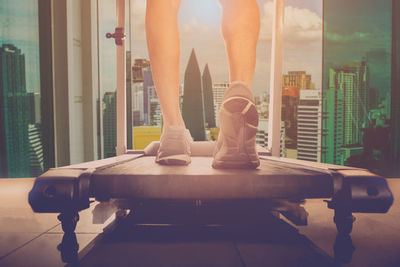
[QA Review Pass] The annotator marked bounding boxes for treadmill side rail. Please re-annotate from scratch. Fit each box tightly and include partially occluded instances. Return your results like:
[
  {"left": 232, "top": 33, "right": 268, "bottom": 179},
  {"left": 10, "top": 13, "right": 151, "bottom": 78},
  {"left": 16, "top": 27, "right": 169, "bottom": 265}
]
[{"left": 28, "top": 168, "right": 94, "bottom": 213}]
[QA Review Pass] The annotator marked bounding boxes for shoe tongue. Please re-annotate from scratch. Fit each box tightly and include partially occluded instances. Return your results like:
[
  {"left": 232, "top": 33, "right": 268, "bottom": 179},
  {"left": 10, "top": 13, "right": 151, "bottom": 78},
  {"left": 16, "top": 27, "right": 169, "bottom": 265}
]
[{"left": 223, "top": 81, "right": 255, "bottom": 103}]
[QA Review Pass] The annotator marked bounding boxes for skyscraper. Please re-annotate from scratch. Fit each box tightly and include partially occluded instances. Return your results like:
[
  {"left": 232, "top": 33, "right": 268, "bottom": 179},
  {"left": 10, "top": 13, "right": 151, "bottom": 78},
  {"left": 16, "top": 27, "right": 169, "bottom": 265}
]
[
  {"left": 103, "top": 92, "right": 116, "bottom": 158},
  {"left": 331, "top": 61, "right": 369, "bottom": 147},
  {"left": 281, "top": 86, "right": 300, "bottom": 148},
  {"left": 148, "top": 85, "right": 162, "bottom": 126},
  {"left": 28, "top": 92, "right": 41, "bottom": 124},
  {"left": 0, "top": 44, "right": 31, "bottom": 178},
  {"left": 322, "top": 69, "right": 344, "bottom": 165},
  {"left": 283, "top": 71, "right": 315, "bottom": 90},
  {"left": 132, "top": 58, "right": 152, "bottom": 126},
  {"left": 143, "top": 67, "right": 154, "bottom": 125},
  {"left": 256, "top": 118, "right": 286, "bottom": 157},
  {"left": 212, "top": 83, "right": 229, "bottom": 127},
  {"left": 126, "top": 51, "right": 133, "bottom": 149},
  {"left": 182, "top": 49, "right": 206, "bottom": 141},
  {"left": 297, "top": 90, "right": 322, "bottom": 162},
  {"left": 133, "top": 82, "right": 145, "bottom": 126},
  {"left": 202, "top": 64, "right": 216, "bottom": 128},
  {"left": 132, "top": 58, "right": 150, "bottom": 82},
  {"left": 28, "top": 123, "right": 44, "bottom": 177}
]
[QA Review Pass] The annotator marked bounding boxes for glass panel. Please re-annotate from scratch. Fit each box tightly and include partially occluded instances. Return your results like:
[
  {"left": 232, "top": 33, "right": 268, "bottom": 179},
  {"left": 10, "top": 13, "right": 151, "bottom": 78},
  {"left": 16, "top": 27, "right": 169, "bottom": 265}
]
[
  {"left": 98, "top": 0, "right": 133, "bottom": 156},
  {"left": 98, "top": 0, "right": 118, "bottom": 158},
  {"left": 322, "top": 0, "right": 393, "bottom": 175},
  {"left": 0, "top": 0, "right": 51, "bottom": 178},
  {"left": 281, "top": 0, "right": 323, "bottom": 160}
]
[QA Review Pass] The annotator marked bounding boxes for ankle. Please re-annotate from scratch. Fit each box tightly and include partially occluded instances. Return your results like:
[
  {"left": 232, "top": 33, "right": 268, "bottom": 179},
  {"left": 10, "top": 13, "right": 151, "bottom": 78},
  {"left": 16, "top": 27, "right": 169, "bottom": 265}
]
[
  {"left": 230, "top": 80, "right": 253, "bottom": 93},
  {"left": 163, "top": 118, "right": 185, "bottom": 128}
]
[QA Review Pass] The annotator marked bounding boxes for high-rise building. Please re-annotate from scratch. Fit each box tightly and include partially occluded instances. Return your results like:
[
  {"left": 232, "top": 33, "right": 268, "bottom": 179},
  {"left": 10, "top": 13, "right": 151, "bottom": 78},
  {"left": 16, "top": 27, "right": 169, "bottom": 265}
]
[
  {"left": 0, "top": 44, "right": 31, "bottom": 178},
  {"left": 281, "top": 86, "right": 300, "bottom": 148},
  {"left": 148, "top": 85, "right": 162, "bottom": 126},
  {"left": 202, "top": 64, "right": 216, "bottom": 128},
  {"left": 212, "top": 83, "right": 229, "bottom": 127},
  {"left": 131, "top": 58, "right": 153, "bottom": 126},
  {"left": 182, "top": 49, "right": 206, "bottom": 141},
  {"left": 322, "top": 69, "right": 344, "bottom": 165},
  {"left": 103, "top": 92, "right": 116, "bottom": 158},
  {"left": 283, "top": 71, "right": 315, "bottom": 90},
  {"left": 132, "top": 110, "right": 141, "bottom": 127},
  {"left": 143, "top": 67, "right": 154, "bottom": 125},
  {"left": 28, "top": 92, "right": 41, "bottom": 124},
  {"left": 28, "top": 124, "right": 44, "bottom": 177},
  {"left": 331, "top": 61, "right": 369, "bottom": 147},
  {"left": 256, "top": 118, "right": 286, "bottom": 157},
  {"left": 297, "top": 89, "right": 322, "bottom": 162},
  {"left": 126, "top": 51, "right": 133, "bottom": 149},
  {"left": 132, "top": 58, "right": 150, "bottom": 82},
  {"left": 132, "top": 82, "right": 145, "bottom": 126}
]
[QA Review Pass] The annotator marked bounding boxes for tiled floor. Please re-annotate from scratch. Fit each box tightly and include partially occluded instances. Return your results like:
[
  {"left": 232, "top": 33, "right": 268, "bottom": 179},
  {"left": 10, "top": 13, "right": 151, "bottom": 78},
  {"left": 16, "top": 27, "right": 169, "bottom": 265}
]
[{"left": 0, "top": 178, "right": 399, "bottom": 267}]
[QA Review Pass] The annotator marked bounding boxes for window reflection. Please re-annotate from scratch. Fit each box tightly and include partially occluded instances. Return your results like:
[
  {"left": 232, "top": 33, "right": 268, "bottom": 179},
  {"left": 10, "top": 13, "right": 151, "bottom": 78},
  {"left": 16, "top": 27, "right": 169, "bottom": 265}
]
[
  {"left": 0, "top": 0, "right": 46, "bottom": 178},
  {"left": 322, "top": 0, "right": 393, "bottom": 175}
]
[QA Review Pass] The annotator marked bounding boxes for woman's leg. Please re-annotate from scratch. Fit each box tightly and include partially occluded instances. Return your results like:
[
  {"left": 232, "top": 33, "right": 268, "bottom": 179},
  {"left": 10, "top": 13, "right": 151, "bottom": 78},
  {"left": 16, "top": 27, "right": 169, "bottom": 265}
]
[
  {"left": 219, "top": 0, "right": 260, "bottom": 90},
  {"left": 212, "top": 0, "right": 261, "bottom": 169},
  {"left": 145, "top": 0, "right": 184, "bottom": 127},
  {"left": 146, "top": 0, "right": 192, "bottom": 165}
]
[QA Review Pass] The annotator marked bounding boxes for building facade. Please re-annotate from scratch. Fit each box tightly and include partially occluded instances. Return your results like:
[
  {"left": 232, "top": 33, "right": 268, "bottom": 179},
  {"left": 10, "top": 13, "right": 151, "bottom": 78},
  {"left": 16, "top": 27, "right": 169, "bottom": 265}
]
[
  {"left": 256, "top": 118, "right": 286, "bottom": 157},
  {"left": 297, "top": 90, "right": 322, "bottom": 162},
  {"left": 212, "top": 83, "right": 229, "bottom": 127},
  {"left": 0, "top": 44, "right": 31, "bottom": 177},
  {"left": 281, "top": 86, "right": 300, "bottom": 148},
  {"left": 28, "top": 123, "right": 44, "bottom": 177},
  {"left": 283, "top": 71, "right": 315, "bottom": 90},
  {"left": 102, "top": 92, "right": 117, "bottom": 158}
]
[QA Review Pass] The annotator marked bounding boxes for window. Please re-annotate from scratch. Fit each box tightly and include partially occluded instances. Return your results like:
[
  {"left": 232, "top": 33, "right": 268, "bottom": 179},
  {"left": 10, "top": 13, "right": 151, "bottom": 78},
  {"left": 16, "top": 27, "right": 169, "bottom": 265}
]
[
  {"left": 0, "top": 0, "right": 54, "bottom": 178},
  {"left": 322, "top": 0, "right": 398, "bottom": 176}
]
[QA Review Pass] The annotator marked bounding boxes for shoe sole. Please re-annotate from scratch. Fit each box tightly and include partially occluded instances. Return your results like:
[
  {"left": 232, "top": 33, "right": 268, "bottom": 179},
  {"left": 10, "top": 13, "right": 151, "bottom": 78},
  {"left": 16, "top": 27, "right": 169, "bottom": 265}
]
[
  {"left": 156, "top": 154, "right": 191, "bottom": 166},
  {"left": 212, "top": 97, "right": 260, "bottom": 169}
]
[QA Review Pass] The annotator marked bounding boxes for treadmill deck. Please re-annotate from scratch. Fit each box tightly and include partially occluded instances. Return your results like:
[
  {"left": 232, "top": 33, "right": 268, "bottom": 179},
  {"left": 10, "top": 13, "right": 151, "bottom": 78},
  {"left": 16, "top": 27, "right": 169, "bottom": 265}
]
[{"left": 92, "top": 155, "right": 334, "bottom": 201}]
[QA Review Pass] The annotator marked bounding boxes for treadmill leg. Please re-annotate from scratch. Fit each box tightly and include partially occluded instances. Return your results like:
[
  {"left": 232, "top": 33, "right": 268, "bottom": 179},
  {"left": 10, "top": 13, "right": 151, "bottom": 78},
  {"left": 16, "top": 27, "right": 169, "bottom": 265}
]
[
  {"left": 333, "top": 209, "right": 355, "bottom": 235},
  {"left": 57, "top": 212, "right": 80, "bottom": 263},
  {"left": 333, "top": 209, "right": 355, "bottom": 264},
  {"left": 58, "top": 212, "right": 80, "bottom": 233}
]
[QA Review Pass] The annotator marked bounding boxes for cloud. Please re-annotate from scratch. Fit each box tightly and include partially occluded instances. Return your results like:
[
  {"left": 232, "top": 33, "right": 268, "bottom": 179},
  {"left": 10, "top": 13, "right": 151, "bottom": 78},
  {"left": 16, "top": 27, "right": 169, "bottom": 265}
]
[
  {"left": 325, "top": 31, "right": 371, "bottom": 43},
  {"left": 181, "top": 18, "right": 211, "bottom": 36},
  {"left": 130, "top": 0, "right": 146, "bottom": 41},
  {"left": 260, "top": 2, "right": 322, "bottom": 43},
  {"left": 130, "top": 0, "right": 218, "bottom": 42}
]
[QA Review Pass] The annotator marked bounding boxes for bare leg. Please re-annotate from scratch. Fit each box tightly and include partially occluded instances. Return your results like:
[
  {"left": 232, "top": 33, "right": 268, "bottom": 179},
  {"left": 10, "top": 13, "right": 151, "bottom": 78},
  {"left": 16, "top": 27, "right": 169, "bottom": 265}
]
[
  {"left": 219, "top": 0, "right": 260, "bottom": 90},
  {"left": 146, "top": 0, "right": 184, "bottom": 126},
  {"left": 146, "top": 0, "right": 192, "bottom": 165},
  {"left": 212, "top": 0, "right": 261, "bottom": 169}
]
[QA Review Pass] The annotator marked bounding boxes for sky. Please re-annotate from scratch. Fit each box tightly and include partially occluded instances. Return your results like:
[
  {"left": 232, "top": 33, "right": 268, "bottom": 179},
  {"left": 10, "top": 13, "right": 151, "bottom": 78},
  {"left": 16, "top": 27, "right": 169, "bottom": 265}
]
[
  {"left": 0, "top": 0, "right": 40, "bottom": 93},
  {"left": 323, "top": 0, "right": 392, "bottom": 97}
]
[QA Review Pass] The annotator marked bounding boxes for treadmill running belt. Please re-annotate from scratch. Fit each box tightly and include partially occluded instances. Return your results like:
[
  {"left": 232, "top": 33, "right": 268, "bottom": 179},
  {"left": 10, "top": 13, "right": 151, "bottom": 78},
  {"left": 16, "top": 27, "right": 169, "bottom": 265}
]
[{"left": 92, "top": 156, "right": 333, "bottom": 201}]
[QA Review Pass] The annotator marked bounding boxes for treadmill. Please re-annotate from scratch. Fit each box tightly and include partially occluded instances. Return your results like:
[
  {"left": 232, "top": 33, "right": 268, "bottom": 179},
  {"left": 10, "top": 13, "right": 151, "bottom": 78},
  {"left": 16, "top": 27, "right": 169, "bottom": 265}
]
[
  {"left": 28, "top": 0, "right": 393, "bottom": 263},
  {"left": 28, "top": 141, "right": 393, "bottom": 264}
]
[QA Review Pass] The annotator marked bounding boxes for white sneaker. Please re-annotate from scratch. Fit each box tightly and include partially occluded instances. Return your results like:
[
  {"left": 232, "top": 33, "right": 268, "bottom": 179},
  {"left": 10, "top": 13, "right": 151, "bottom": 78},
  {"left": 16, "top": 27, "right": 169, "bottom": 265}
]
[
  {"left": 212, "top": 82, "right": 260, "bottom": 169},
  {"left": 155, "top": 125, "right": 193, "bottom": 165}
]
